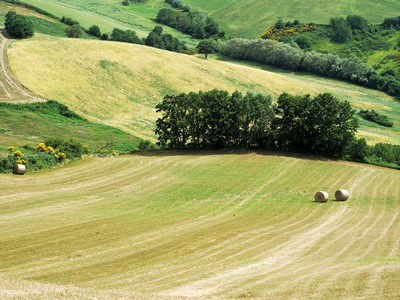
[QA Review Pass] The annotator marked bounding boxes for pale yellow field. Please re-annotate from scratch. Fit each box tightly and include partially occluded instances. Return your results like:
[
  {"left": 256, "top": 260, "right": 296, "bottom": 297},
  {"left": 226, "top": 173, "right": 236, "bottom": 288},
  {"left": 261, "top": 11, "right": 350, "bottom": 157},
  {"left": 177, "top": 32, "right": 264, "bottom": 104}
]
[
  {"left": 7, "top": 36, "right": 400, "bottom": 144},
  {"left": 0, "top": 152, "right": 399, "bottom": 299}
]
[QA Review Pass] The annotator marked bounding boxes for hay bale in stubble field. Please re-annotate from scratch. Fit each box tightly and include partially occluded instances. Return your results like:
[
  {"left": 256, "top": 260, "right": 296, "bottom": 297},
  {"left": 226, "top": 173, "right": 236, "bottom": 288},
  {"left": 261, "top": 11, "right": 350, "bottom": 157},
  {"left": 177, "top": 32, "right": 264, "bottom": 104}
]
[
  {"left": 314, "top": 191, "right": 329, "bottom": 203},
  {"left": 335, "top": 189, "right": 349, "bottom": 201},
  {"left": 13, "top": 164, "right": 26, "bottom": 175}
]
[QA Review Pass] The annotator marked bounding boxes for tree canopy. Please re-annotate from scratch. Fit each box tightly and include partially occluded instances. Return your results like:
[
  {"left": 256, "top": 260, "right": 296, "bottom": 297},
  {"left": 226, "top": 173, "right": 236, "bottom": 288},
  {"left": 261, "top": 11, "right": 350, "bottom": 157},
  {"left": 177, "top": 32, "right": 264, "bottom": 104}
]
[
  {"left": 196, "top": 40, "right": 216, "bottom": 59},
  {"left": 5, "top": 11, "right": 34, "bottom": 39},
  {"left": 155, "top": 90, "right": 359, "bottom": 158}
]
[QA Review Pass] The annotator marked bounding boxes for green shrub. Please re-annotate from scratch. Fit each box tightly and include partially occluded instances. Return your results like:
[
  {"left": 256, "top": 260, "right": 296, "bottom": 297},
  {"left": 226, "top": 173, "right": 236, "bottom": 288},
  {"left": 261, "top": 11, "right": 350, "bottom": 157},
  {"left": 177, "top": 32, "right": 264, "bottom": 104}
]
[
  {"left": 45, "top": 138, "right": 84, "bottom": 159},
  {"left": 138, "top": 140, "right": 156, "bottom": 151},
  {"left": 65, "top": 25, "right": 84, "bottom": 38},
  {"left": 60, "top": 16, "right": 79, "bottom": 26},
  {"left": 345, "top": 138, "right": 369, "bottom": 162},
  {"left": 359, "top": 109, "right": 393, "bottom": 127},
  {"left": 0, "top": 151, "right": 58, "bottom": 173},
  {"left": 88, "top": 25, "right": 101, "bottom": 37},
  {"left": 295, "top": 35, "right": 312, "bottom": 49}
]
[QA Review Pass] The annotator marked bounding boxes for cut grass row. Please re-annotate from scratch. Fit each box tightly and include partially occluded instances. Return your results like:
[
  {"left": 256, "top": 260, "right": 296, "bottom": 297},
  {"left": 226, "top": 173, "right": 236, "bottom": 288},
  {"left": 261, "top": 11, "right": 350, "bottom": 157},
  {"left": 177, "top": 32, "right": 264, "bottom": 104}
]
[
  {"left": 7, "top": 36, "right": 400, "bottom": 145},
  {"left": 0, "top": 151, "right": 399, "bottom": 299}
]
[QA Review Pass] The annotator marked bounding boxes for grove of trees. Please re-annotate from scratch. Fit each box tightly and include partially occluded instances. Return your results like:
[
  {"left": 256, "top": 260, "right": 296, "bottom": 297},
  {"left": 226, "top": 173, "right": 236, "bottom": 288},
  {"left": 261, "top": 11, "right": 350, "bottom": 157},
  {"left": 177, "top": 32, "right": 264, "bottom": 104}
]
[
  {"left": 155, "top": 90, "right": 400, "bottom": 168},
  {"left": 156, "top": 7, "right": 223, "bottom": 39},
  {"left": 5, "top": 11, "right": 34, "bottom": 39},
  {"left": 145, "top": 26, "right": 187, "bottom": 53},
  {"left": 156, "top": 90, "right": 358, "bottom": 158}
]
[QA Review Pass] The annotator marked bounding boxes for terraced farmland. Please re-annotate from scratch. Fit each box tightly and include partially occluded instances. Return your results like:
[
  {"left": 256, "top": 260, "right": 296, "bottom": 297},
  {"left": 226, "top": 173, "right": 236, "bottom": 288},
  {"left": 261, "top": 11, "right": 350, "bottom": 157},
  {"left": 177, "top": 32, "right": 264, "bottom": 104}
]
[
  {"left": 7, "top": 36, "right": 400, "bottom": 144},
  {"left": 0, "top": 152, "right": 399, "bottom": 299}
]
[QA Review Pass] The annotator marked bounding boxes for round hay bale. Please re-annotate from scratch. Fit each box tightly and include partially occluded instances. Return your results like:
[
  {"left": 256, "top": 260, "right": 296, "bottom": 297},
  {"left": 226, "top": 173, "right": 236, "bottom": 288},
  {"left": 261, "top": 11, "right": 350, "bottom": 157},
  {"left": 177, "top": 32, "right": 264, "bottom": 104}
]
[
  {"left": 13, "top": 164, "right": 26, "bottom": 175},
  {"left": 335, "top": 189, "right": 349, "bottom": 201},
  {"left": 314, "top": 191, "right": 329, "bottom": 203}
]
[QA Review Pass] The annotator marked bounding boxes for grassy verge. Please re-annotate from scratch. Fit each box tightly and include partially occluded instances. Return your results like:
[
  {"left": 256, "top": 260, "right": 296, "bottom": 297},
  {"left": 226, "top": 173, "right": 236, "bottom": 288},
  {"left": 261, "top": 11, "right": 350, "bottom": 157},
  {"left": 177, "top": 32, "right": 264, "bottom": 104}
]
[{"left": 0, "top": 100, "right": 142, "bottom": 159}]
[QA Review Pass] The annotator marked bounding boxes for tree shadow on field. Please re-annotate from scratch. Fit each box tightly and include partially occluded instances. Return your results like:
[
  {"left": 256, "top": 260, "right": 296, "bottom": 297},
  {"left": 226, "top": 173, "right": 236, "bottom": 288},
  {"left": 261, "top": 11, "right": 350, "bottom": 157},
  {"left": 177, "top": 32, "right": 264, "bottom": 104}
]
[
  {"left": 131, "top": 148, "right": 336, "bottom": 164},
  {"left": 0, "top": 29, "right": 12, "bottom": 39}
]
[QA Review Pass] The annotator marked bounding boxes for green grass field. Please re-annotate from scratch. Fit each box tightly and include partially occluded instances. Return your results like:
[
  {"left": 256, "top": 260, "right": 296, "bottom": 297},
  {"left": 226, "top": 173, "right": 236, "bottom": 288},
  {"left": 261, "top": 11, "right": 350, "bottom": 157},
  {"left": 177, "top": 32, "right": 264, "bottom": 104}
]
[
  {"left": 0, "top": 1, "right": 95, "bottom": 38},
  {"left": 7, "top": 36, "right": 400, "bottom": 144},
  {"left": 183, "top": 0, "right": 400, "bottom": 38},
  {"left": 18, "top": 0, "right": 400, "bottom": 39},
  {"left": 18, "top": 0, "right": 199, "bottom": 46},
  {"left": 0, "top": 151, "right": 399, "bottom": 299}
]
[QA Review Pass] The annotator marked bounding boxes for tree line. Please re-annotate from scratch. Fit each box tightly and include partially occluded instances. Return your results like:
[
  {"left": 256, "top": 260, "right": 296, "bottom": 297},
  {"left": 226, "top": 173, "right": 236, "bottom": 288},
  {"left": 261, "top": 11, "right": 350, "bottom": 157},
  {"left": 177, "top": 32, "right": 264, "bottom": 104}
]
[
  {"left": 156, "top": 90, "right": 358, "bottom": 158},
  {"left": 155, "top": 90, "right": 400, "bottom": 169},
  {"left": 156, "top": 6, "right": 223, "bottom": 39},
  {"left": 221, "top": 38, "right": 400, "bottom": 99},
  {"left": 60, "top": 16, "right": 190, "bottom": 54}
]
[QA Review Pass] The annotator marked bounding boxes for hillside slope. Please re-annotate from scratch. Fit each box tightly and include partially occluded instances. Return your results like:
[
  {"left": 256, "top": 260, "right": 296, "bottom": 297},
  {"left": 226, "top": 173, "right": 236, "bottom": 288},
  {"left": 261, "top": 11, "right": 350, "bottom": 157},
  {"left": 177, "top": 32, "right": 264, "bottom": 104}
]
[
  {"left": 7, "top": 36, "right": 400, "bottom": 144},
  {"left": 0, "top": 151, "right": 399, "bottom": 299},
  {"left": 183, "top": 0, "right": 400, "bottom": 38},
  {"left": 18, "top": 0, "right": 199, "bottom": 46}
]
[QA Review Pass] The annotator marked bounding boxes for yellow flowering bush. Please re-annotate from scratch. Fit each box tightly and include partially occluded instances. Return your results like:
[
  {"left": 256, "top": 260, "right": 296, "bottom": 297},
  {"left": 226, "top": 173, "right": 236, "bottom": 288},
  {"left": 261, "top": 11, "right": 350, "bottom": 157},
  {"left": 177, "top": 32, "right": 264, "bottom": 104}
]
[
  {"left": 262, "top": 23, "right": 315, "bottom": 40},
  {"left": 46, "top": 146, "right": 54, "bottom": 153},
  {"left": 59, "top": 152, "right": 67, "bottom": 160},
  {"left": 15, "top": 158, "right": 27, "bottom": 165},
  {"left": 83, "top": 145, "right": 90, "bottom": 154},
  {"left": 37, "top": 143, "right": 46, "bottom": 152},
  {"left": 54, "top": 152, "right": 66, "bottom": 161},
  {"left": 14, "top": 150, "right": 22, "bottom": 157},
  {"left": 8, "top": 146, "right": 14, "bottom": 152}
]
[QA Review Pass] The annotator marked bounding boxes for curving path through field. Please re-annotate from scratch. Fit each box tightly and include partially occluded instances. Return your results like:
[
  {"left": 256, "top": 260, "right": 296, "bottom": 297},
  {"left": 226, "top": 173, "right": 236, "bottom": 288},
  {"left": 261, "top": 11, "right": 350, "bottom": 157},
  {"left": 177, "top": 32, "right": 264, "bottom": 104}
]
[
  {"left": 0, "top": 32, "right": 45, "bottom": 103},
  {"left": 0, "top": 151, "right": 399, "bottom": 299}
]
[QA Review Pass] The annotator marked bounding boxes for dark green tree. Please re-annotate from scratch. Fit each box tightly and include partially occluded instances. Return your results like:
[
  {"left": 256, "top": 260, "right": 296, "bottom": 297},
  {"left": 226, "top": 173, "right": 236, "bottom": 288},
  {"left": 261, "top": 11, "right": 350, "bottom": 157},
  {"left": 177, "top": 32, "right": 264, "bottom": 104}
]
[
  {"left": 346, "top": 138, "right": 369, "bottom": 162},
  {"left": 196, "top": 40, "right": 216, "bottom": 59},
  {"left": 346, "top": 15, "right": 369, "bottom": 31},
  {"left": 330, "top": 17, "right": 352, "bottom": 43},
  {"left": 111, "top": 28, "right": 142, "bottom": 44},
  {"left": 273, "top": 93, "right": 358, "bottom": 157},
  {"left": 88, "top": 25, "right": 101, "bottom": 37},
  {"left": 152, "top": 25, "right": 163, "bottom": 35},
  {"left": 295, "top": 35, "right": 312, "bottom": 49},
  {"left": 5, "top": 11, "right": 34, "bottom": 39}
]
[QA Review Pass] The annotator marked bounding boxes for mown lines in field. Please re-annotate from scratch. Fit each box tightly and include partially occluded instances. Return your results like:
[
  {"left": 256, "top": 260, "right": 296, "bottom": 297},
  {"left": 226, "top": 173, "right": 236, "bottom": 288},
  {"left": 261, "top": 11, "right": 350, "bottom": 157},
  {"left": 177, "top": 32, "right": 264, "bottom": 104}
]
[{"left": 0, "top": 152, "right": 399, "bottom": 299}]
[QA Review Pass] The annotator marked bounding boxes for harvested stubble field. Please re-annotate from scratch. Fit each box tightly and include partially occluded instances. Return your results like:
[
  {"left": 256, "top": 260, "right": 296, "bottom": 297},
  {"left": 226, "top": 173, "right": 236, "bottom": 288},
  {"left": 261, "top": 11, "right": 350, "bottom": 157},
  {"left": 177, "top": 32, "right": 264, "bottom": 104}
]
[
  {"left": 7, "top": 36, "right": 400, "bottom": 144},
  {"left": 0, "top": 151, "right": 399, "bottom": 299}
]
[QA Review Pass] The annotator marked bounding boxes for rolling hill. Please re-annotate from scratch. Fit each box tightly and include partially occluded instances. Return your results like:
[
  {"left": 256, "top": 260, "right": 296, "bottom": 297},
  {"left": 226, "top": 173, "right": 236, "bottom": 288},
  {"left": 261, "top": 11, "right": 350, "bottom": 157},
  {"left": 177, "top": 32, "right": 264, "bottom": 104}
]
[
  {"left": 18, "top": 0, "right": 400, "bottom": 39},
  {"left": 1, "top": 151, "right": 399, "bottom": 299},
  {"left": 7, "top": 35, "right": 400, "bottom": 144},
  {"left": 183, "top": 0, "right": 400, "bottom": 38},
  {"left": 17, "top": 0, "right": 200, "bottom": 46}
]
